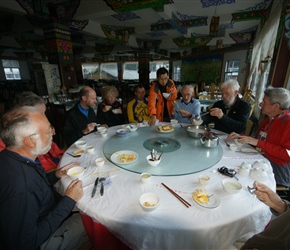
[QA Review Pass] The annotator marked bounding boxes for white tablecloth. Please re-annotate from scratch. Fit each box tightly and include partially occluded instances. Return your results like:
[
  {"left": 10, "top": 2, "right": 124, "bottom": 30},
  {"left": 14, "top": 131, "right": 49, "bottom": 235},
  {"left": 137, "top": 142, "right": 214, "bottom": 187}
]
[{"left": 59, "top": 124, "right": 275, "bottom": 250}]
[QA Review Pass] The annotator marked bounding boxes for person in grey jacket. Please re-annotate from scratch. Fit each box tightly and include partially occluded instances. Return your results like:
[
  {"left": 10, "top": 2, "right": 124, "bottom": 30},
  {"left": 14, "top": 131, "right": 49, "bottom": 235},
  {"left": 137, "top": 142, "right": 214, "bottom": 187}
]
[{"left": 241, "top": 181, "right": 290, "bottom": 250}]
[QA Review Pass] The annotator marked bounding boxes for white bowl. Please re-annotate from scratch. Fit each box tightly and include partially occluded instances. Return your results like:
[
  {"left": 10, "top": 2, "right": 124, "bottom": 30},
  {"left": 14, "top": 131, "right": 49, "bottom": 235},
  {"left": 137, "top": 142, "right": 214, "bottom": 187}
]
[
  {"left": 98, "top": 127, "right": 107, "bottom": 133},
  {"left": 139, "top": 192, "right": 160, "bottom": 211},
  {"left": 75, "top": 140, "right": 87, "bottom": 150},
  {"left": 199, "top": 174, "right": 210, "bottom": 185},
  {"left": 250, "top": 168, "right": 268, "bottom": 181},
  {"left": 222, "top": 179, "right": 242, "bottom": 194},
  {"left": 100, "top": 132, "right": 108, "bottom": 138},
  {"left": 170, "top": 119, "right": 178, "bottom": 124},
  {"left": 128, "top": 124, "right": 138, "bottom": 132},
  {"left": 86, "top": 146, "right": 94, "bottom": 154},
  {"left": 192, "top": 119, "right": 203, "bottom": 126},
  {"left": 230, "top": 143, "right": 238, "bottom": 151},
  {"left": 162, "top": 93, "right": 170, "bottom": 98},
  {"left": 234, "top": 139, "right": 244, "bottom": 149},
  {"left": 140, "top": 173, "right": 152, "bottom": 183},
  {"left": 146, "top": 154, "right": 161, "bottom": 167},
  {"left": 116, "top": 129, "right": 129, "bottom": 137},
  {"left": 67, "top": 166, "right": 85, "bottom": 180},
  {"left": 95, "top": 157, "right": 105, "bottom": 167}
]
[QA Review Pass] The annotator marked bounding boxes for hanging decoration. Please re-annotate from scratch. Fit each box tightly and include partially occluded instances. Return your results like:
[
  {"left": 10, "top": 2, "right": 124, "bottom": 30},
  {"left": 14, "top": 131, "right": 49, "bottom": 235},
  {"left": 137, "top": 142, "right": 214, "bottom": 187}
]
[
  {"left": 173, "top": 33, "right": 212, "bottom": 48},
  {"left": 101, "top": 25, "right": 135, "bottom": 44},
  {"left": 229, "top": 26, "right": 257, "bottom": 44}
]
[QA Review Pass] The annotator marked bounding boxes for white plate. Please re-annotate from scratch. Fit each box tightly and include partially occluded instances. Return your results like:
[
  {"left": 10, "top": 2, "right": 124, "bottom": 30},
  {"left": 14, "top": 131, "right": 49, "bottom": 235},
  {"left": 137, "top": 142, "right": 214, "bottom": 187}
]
[
  {"left": 192, "top": 193, "right": 220, "bottom": 209},
  {"left": 110, "top": 150, "right": 139, "bottom": 165}
]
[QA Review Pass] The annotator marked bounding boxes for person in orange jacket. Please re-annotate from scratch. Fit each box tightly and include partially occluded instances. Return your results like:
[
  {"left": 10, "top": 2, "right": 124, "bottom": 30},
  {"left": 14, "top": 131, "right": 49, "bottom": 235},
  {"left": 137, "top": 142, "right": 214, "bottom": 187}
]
[{"left": 148, "top": 67, "right": 177, "bottom": 126}]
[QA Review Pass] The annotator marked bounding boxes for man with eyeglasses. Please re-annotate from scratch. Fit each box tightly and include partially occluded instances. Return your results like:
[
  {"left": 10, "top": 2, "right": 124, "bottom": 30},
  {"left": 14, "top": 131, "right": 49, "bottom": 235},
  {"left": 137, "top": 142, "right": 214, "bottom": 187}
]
[
  {"left": 148, "top": 67, "right": 177, "bottom": 126},
  {"left": 228, "top": 87, "right": 290, "bottom": 188},
  {"left": 0, "top": 106, "right": 88, "bottom": 249}
]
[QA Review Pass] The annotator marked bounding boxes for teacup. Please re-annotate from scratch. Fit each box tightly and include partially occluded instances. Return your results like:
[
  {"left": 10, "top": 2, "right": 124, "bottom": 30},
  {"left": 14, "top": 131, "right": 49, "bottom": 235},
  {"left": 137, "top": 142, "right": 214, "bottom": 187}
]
[
  {"left": 100, "top": 132, "right": 108, "bottom": 138},
  {"left": 86, "top": 146, "right": 94, "bottom": 154},
  {"left": 95, "top": 157, "right": 105, "bottom": 167},
  {"left": 140, "top": 173, "right": 152, "bottom": 183},
  {"left": 230, "top": 143, "right": 238, "bottom": 151},
  {"left": 239, "top": 162, "right": 251, "bottom": 176},
  {"left": 199, "top": 174, "right": 210, "bottom": 185}
]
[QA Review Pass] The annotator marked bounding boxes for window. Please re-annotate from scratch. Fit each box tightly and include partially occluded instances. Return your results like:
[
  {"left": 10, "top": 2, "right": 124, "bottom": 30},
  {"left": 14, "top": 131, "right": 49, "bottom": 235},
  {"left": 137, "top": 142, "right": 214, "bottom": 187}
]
[
  {"left": 123, "top": 62, "right": 139, "bottom": 80},
  {"left": 224, "top": 60, "right": 240, "bottom": 81},
  {"left": 100, "top": 63, "right": 118, "bottom": 80},
  {"left": 82, "top": 63, "right": 99, "bottom": 80},
  {"left": 2, "top": 60, "right": 21, "bottom": 80},
  {"left": 149, "top": 61, "right": 169, "bottom": 80}
]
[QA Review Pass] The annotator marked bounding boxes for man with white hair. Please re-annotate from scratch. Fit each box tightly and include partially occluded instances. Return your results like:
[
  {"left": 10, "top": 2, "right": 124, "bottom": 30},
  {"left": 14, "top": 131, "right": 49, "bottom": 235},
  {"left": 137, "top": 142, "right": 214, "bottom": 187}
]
[
  {"left": 0, "top": 106, "right": 88, "bottom": 249},
  {"left": 202, "top": 79, "right": 250, "bottom": 134}
]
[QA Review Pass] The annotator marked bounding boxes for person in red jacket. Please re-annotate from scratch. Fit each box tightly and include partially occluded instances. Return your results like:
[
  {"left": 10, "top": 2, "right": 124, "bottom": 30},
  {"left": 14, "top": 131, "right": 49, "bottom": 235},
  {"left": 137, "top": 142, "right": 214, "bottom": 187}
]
[
  {"left": 148, "top": 67, "right": 177, "bottom": 126},
  {"left": 228, "top": 87, "right": 290, "bottom": 187}
]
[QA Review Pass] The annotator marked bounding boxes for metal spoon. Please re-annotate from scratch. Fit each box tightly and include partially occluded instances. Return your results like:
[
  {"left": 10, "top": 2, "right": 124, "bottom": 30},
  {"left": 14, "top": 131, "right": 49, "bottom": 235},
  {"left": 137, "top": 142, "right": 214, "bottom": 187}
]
[
  {"left": 66, "top": 152, "right": 81, "bottom": 158},
  {"left": 99, "top": 177, "right": 106, "bottom": 196},
  {"left": 247, "top": 186, "right": 256, "bottom": 194},
  {"left": 195, "top": 115, "right": 201, "bottom": 121}
]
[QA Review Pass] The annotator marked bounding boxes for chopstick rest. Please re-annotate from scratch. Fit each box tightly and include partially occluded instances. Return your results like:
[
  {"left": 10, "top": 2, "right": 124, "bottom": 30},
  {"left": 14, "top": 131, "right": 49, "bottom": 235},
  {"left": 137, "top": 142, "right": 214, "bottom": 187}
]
[{"left": 161, "top": 183, "right": 191, "bottom": 208}]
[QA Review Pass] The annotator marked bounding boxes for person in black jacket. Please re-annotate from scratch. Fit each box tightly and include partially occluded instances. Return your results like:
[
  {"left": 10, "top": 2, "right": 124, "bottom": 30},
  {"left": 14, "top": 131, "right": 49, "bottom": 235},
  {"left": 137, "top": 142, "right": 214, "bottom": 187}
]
[
  {"left": 64, "top": 86, "right": 106, "bottom": 147},
  {"left": 0, "top": 106, "right": 88, "bottom": 249},
  {"left": 201, "top": 79, "right": 250, "bottom": 134}
]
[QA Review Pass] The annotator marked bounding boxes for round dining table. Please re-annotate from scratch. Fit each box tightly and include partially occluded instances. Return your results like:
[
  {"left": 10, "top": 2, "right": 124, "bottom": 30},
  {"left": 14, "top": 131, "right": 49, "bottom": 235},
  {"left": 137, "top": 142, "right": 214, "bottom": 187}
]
[{"left": 58, "top": 123, "right": 276, "bottom": 250}]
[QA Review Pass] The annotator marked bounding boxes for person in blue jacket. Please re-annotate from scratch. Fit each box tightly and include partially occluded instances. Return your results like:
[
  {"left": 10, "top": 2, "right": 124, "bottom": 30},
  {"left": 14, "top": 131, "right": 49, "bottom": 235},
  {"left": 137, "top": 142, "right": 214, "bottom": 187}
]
[{"left": 0, "top": 106, "right": 88, "bottom": 249}]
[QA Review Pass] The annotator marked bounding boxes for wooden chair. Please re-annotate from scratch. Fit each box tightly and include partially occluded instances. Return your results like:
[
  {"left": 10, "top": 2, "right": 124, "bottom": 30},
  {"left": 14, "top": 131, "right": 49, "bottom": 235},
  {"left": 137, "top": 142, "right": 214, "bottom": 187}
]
[
  {"left": 242, "top": 88, "right": 253, "bottom": 102},
  {"left": 245, "top": 120, "right": 253, "bottom": 136},
  {"left": 52, "top": 104, "right": 67, "bottom": 149},
  {"left": 198, "top": 95, "right": 212, "bottom": 100}
]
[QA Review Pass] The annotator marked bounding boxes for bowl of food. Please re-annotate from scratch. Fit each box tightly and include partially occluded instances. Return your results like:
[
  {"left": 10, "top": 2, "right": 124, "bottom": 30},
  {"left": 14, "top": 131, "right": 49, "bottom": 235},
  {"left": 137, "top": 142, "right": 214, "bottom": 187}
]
[
  {"left": 116, "top": 129, "right": 129, "bottom": 137},
  {"left": 127, "top": 124, "right": 138, "bottom": 132},
  {"left": 67, "top": 166, "right": 85, "bottom": 180},
  {"left": 162, "top": 93, "right": 170, "bottom": 98},
  {"left": 222, "top": 179, "right": 242, "bottom": 194},
  {"left": 74, "top": 140, "right": 87, "bottom": 150},
  {"left": 146, "top": 154, "right": 161, "bottom": 167},
  {"left": 139, "top": 192, "right": 160, "bottom": 211},
  {"left": 200, "top": 132, "right": 219, "bottom": 148},
  {"left": 185, "top": 125, "right": 210, "bottom": 139}
]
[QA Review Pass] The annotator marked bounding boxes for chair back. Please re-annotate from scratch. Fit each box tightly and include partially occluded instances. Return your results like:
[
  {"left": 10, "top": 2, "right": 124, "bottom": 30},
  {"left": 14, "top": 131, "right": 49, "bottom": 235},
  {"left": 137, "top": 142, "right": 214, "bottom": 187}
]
[{"left": 52, "top": 104, "right": 66, "bottom": 149}]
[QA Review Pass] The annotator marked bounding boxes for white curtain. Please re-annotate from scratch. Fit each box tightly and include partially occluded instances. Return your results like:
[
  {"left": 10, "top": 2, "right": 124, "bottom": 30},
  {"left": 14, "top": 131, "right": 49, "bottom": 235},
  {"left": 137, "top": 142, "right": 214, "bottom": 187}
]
[{"left": 246, "top": 1, "right": 282, "bottom": 118}]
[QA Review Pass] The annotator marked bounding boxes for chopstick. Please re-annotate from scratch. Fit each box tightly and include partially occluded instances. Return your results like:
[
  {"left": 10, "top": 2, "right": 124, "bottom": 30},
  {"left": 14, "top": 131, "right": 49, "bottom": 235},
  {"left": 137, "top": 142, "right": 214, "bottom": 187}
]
[
  {"left": 200, "top": 112, "right": 209, "bottom": 117},
  {"left": 161, "top": 183, "right": 191, "bottom": 208}
]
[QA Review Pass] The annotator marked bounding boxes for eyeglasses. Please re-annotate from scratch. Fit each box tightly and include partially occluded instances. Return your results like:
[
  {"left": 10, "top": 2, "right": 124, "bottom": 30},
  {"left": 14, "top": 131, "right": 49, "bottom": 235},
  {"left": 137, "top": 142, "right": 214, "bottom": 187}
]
[{"left": 28, "top": 125, "right": 55, "bottom": 137}]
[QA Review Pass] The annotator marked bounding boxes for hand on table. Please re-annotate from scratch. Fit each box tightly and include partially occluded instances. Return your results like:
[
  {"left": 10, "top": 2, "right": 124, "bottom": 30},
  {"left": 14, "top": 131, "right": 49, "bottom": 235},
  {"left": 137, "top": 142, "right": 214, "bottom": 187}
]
[
  {"left": 55, "top": 162, "right": 80, "bottom": 178},
  {"left": 65, "top": 179, "right": 83, "bottom": 202},
  {"left": 253, "top": 181, "right": 286, "bottom": 214},
  {"left": 209, "top": 108, "right": 223, "bottom": 119},
  {"left": 227, "top": 132, "right": 259, "bottom": 147}
]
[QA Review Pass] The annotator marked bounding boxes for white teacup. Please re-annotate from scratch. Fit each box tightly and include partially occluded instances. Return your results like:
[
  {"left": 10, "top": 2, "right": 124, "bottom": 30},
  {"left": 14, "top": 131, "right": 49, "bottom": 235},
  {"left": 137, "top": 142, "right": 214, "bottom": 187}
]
[
  {"left": 95, "top": 157, "right": 105, "bottom": 167},
  {"left": 239, "top": 162, "right": 251, "bottom": 176},
  {"left": 100, "top": 132, "right": 108, "bottom": 138},
  {"left": 86, "top": 146, "right": 94, "bottom": 154},
  {"left": 140, "top": 173, "right": 152, "bottom": 183},
  {"left": 199, "top": 174, "right": 210, "bottom": 185},
  {"left": 230, "top": 143, "right": 238, "bottom": 151}
]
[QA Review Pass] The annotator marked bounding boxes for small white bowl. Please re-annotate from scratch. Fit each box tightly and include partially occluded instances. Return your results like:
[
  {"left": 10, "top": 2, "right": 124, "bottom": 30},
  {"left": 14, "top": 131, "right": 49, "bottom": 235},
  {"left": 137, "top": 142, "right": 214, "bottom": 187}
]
[
  {"left": 116, "top": 129, "right": 129, "bottom": 137},
  {"left": 222, "top": 179, "right": 242, "bottom": 194},
  {"left": 98, "top": 127, "right": 107, "bottom": 133},
  {"left": 170, "top": 119, "right": 178, "bottom": 124},
  {"left": 100, "top": 132, "right": 108, "bottom": 138},
  {"left": 75, "top": 140, "right": 87, "bottom": 150},
  {"left": 95, "top": 157, "right": 105, "bottom": 167},
  {"left": 139, "top": 192, "right": 160, "bottom": 211},
  {"left": 250, "top": 168, "right": 268, "bottom": 181},
  {"left": 86, "top": 146, "right": 94, "bottom": 154},
  {"left": 67, "top": 166, "right": 85, "bottom": 180},
  {"left": 192, "top": 119, "right": 203, "bottom": 126},
  {"left": 234, "top": 139, "right": 244, "bottom": 149},
  {"left": 162, "top": 93, "right": 170, "bottom": 98},
  {"left": 199, "top": 174, "right": 210, "bottom": 185},
  {"left": 140, "top": 173, "right": 152, "bottom": 183},
  {"left": 146, "top": 154, "right": 161, "bottom": 167},
  {"left": 230, "top": 143, "right": 238, "bottom": 151},
  {"left": 128, "top": 124, "right": 138, "bottom": 132}
]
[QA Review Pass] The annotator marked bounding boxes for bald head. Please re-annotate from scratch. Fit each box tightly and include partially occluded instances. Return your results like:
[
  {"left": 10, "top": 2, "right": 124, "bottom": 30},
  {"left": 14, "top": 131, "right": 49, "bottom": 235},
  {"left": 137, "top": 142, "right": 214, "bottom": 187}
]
[{"left": 80, "top": 87, "right": 97, "bottom": 109}]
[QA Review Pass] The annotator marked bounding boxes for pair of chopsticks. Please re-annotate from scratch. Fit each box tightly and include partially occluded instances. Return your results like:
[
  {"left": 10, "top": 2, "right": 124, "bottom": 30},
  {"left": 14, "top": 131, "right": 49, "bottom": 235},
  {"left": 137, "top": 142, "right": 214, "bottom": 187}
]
[{"left": 161, "top": 183, "right": 191, "bottom": 208}]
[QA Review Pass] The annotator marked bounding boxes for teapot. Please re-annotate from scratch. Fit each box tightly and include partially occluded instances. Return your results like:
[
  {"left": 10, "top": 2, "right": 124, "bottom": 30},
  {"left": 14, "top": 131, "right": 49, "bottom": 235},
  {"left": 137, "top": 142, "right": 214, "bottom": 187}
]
[{"left": 200, "top": 132, "right": 219, "bottom": 148}]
